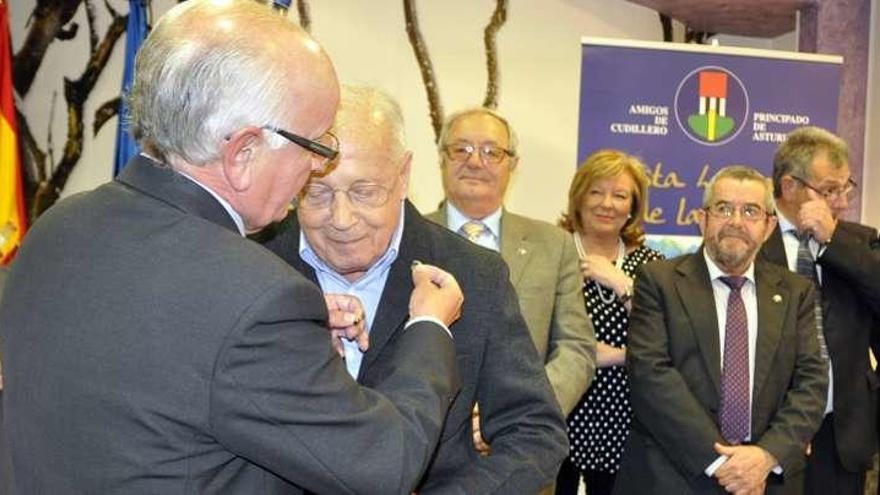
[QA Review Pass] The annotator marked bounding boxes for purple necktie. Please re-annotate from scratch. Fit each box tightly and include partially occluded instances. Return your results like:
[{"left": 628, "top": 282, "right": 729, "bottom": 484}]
[{"left": 719, "top": 276, "right": 750, "bottom": 444}]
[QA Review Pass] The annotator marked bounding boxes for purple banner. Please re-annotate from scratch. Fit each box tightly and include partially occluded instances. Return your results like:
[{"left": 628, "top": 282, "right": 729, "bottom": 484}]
[{"left": 578, "top": 40, "right": 842, "bottom": 238}]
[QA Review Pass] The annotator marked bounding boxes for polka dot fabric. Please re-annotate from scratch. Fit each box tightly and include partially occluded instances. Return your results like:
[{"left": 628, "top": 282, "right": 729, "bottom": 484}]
[{"left": 566, "top": 245, "right": 663, "bottom": 474}]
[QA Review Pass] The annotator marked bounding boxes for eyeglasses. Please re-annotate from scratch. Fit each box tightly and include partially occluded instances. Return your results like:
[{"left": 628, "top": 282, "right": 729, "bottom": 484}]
[
  {"left": 704, "top": 202, "right": 771, "bottom": 222},
  {"left": 442, "top": 143, "right": 514, "bottom": 166},
  {"left": 299, "top": 182, "right": 392, "bottom": 209},
  {"left": 264, "top": 125, "right": 339, "bottom": 172},
  {"left": 790, "top": 175, "right": 857, "bottom": 202}
]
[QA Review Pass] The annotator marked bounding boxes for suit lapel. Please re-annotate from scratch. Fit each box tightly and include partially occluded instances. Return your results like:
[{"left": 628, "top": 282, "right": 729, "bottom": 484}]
[
  {"left": 272, "top": 217, "right": 318, "bottom": 284},
  {"left": 358, "top": 202, "right": 426, "bottom": 379},
  {"left": 758, "top": 225, "right": 787, "bottom": 268},
  {"left": 500, "top": 212, "right": 533, "bottom": 288},
  {"left": 425, "top": 203, "right": 448, "bottom": 228},
  {"left": 674, "top": 251, "right": 722, "bottom": 397},
  {"left": 752, "top": 262, "right": 787, "bottom": 401}
]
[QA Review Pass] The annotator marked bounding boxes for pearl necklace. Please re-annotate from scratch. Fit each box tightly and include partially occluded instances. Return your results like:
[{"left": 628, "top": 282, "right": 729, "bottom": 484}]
[{"left": 573, "top": 233, "right": 626, "bottom": 305}]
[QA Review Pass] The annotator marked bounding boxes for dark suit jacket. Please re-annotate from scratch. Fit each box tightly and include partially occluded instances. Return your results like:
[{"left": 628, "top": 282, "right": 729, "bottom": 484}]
[
  {"left": 0, "top": 156, "right": 460, "bottom": 494},
  {"left": 262, "top": 201, "right": 568, "bottom": 494},
  {"left": 614, "top": 252, "right": 828, "bottom": 495},
  {"left": 759, "top": 221, "right": 880, "bottom": 471}
]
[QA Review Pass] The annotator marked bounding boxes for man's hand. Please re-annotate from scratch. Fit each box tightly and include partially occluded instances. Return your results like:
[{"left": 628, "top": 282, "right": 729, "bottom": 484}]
[
  {"left": 409, "top": 262, "right": 463, "bottom": 327},
  {"left": 798, "top": 189, "right": 837, "bottom": 243},
  {"left": 324, "top": 294, "right": 368, "bottom": 357},
  {"left": 471, "top": 404, "right": 491, "bottom": 456},
  {"left": 713, "top": 443, "right": 776, "bottom": 494}
]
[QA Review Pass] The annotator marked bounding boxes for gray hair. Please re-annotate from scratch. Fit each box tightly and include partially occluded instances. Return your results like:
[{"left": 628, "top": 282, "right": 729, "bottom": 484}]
[
  {"left": 437, "top": 107, "right": 519, "bottom": 156},
  {"left": 703, "top": 165, "right": 776, "bottom": 213},
  {"left": 772, "top": 126, "right": 849, "bottom": 198},
  {"left": 127, "top": 0, "right": 296, "bottom": 165},
  {"left": 336, "top": 85, "right": 407, "bottom": 161}
]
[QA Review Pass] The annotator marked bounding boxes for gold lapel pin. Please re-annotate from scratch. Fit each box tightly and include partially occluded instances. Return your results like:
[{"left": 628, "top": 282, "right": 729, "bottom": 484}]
[
  {"left": 517, "top": 248, "right": 527, "bottom": 255},
  {"left": 772, "top": 294, "right": 782, "bottom": 303}
]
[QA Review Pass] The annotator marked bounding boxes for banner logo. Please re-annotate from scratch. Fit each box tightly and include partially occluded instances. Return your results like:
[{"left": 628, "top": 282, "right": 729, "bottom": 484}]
[{"left": 674, "top": 66, "right": 749, "bottom": 146}]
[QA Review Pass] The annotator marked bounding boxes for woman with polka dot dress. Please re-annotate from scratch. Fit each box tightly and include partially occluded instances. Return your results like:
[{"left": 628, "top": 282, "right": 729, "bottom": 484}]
[{"left": 555, "top": 150, "right": 663, "bottom": 495}]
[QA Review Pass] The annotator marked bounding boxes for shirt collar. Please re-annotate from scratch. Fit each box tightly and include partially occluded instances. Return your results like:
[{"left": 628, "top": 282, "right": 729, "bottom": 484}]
[
  {"left": 446, "top": 201, "right": 502, "bottom": 239},
  {"left": 703, "top": 249, "right": 756, "bottom": 285},
  {"left": 175, "top": 169, "right": 246, "bottom": 236},
  {"left": 299, "top": 201, "right": 407, "bottom": 286},
  {"left": 776, "top": 210, "right": 798, "bottom": 236}
]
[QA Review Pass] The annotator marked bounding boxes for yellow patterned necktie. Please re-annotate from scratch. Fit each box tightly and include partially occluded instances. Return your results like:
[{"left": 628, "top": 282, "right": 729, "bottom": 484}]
[{"left": 460, "top": 221, "right": 487, "bottom": 242}]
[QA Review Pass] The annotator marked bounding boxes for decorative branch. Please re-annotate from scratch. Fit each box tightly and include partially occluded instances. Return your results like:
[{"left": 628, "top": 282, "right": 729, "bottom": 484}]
[
  {"left": 403, "top": 0, "right": 443, "bottom": 143},
  {"left": 84, "top": 0, "right": 99, "bottom": 53},
  {"left": 482, "top": 0, "right": 507, "bottom": 109},
  {"left": 30, "top": 5, "right": 128, "bottom": 217},
  {"left": 93, "top": 96, "right": 121, "bottom": 136},
  {"left": 56, "top": 23, "right": 79, "bottom": 40},
  {"left": 47, "top": 91, "right": 57, "bottom": 172},
  {"left": 13, "top": 0, "right": 84, "bottom": 97},
  {"left": 296, "top": 0, "right": 311, "bottom": 32},
  {"left": 15, "top": 107, "right": 46, "bottom": 214},
  {"left": 684, "top": 26, "right": 714, "bottom": 44},
  {"left": 659, "top": 13, "right": 673, "bottom": 42}
]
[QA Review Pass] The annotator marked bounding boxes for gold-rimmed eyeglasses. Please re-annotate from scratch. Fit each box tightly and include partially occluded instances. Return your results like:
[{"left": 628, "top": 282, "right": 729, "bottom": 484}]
[
  {"left": 442, "top": 142, "right": 514, "bottom": 166},
  {"left": 704, "top": 202, "right": 771, "bottom": 222},
  {"left": 298, "top": 182, "right": 392, "bottom": 209}
]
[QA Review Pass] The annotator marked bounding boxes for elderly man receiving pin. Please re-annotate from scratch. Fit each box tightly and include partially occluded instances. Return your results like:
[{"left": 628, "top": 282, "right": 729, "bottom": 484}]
[{"left": 261, "top": 86, "right": 567, "bottom": 494}]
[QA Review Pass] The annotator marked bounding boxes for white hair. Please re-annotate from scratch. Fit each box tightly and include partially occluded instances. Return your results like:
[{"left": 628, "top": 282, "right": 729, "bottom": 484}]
[
  {"left": 127, "top": 0, "right": 297, "bottom": 165},
  {"left": 336, "top": 84, "right": 407, "bottom": 161},
  {"left": 437, "top": 107, "right": 519, "bottom": 156}
]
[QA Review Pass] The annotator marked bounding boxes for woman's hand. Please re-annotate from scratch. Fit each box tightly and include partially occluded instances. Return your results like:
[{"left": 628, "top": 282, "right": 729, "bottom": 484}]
[{"left": 580, "top": 254, "right": 632, "bottom": 297}]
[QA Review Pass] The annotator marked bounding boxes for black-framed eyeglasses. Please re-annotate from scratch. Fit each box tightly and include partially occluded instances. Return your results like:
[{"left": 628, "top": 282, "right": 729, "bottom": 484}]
[
  {"left": 264, "top": 125, "right": 339, "bottom": 169},
  {"left": 704, "top": 202, "right": 771, "bottom": 222},
  {"left": 790, "top": 175, "right": 857, "bottom": 202},
  {"left": 442, "top": 142, "right": 514, "bottom": 166},
  {"left": 298, "top": 182, "right": 393, "bottom": 209}
]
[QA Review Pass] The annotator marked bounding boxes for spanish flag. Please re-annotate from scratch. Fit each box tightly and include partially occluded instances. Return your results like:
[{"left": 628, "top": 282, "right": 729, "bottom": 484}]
[{"left": 0, "top": 0, "right": 27, "bottom": 265}]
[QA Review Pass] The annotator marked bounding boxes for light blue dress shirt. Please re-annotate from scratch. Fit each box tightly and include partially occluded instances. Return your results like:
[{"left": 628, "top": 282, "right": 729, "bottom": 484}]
[
  {"left": 446, "top": 202, "right": 502, "bottom": 252},
  {"left": 298, "top": 202, "right": 406, "bottom": 378}
]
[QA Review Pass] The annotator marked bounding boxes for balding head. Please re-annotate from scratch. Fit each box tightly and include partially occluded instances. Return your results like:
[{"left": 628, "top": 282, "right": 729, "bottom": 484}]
[{"left": 128, "top": 0, "right": 341, "bottom": 233}]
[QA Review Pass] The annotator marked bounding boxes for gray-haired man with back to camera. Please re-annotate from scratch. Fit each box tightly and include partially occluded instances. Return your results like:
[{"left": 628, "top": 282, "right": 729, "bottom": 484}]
[{"left": 0, "top": 1, "right": 463, "bottom": 493}]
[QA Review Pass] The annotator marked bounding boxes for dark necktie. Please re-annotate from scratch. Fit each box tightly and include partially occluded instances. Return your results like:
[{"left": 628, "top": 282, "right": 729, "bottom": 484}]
[
  {"left": 719, "top": 276, "right": 750, "bottom": 444},
  {"left": 791, "top": 231, "right": 829, "bottom": 361}
]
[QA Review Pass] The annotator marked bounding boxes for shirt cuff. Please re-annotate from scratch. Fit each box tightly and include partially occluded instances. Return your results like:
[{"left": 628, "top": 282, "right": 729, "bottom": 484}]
[
  {"left": 705, "top": 455, "right": 728, "bottom": 477},
  {"left": 704, "top": 453, "right": 783, "bottom": 477},
  {"left": 405, "top": 316, "right": 453, "bottom": 339}
]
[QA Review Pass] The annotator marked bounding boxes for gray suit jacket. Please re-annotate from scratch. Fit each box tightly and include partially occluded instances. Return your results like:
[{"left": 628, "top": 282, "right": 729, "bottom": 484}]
[
  {"left": 426, "top": 206, "right": 596, "bottom": 415},
  {"left": 0, "top": 156, "right": 460, "bottom": 494},
  {"left": 615, "top": 251, "right": 828, "bottom": 494},
  {"left": 262, "top": 201, "right": 568, "bottom": 494}
]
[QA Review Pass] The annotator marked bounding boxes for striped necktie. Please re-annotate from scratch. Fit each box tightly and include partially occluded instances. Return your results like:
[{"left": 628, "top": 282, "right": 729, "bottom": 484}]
[{"left": 791, "top": 230, "right": 829, "bottom": 361}]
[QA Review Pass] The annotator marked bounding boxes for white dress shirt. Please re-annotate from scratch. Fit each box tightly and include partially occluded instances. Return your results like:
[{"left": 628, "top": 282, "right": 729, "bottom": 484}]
[{"left": 703, "top": 253, "right": 781, "bottom": 476}]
